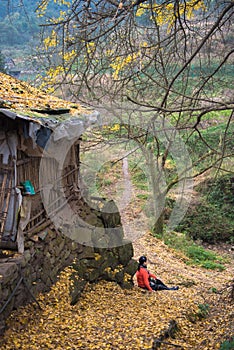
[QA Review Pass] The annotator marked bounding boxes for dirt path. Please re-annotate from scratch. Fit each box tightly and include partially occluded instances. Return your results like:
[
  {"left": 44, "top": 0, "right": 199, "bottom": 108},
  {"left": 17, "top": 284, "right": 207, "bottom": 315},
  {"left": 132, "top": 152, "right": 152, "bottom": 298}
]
[{"left": 119, "top": 157, "right": 234, "bottom": 349}]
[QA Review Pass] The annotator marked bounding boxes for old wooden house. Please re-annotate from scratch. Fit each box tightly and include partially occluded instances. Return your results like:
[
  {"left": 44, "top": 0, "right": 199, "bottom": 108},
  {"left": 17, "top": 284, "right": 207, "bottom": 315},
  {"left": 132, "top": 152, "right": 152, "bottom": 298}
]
[
  {"left": 0, "top": 72, "right": 99, "bottom": 253},
  {"left": 0, "top": 73, "right": 137, "bottom": 334}
]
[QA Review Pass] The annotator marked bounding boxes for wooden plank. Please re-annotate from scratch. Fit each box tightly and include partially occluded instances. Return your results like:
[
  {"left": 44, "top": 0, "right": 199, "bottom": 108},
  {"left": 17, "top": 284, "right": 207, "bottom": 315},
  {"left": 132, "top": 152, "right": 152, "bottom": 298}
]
[{"left": 0, "top": 240, "right": 17, "bottom": 250}]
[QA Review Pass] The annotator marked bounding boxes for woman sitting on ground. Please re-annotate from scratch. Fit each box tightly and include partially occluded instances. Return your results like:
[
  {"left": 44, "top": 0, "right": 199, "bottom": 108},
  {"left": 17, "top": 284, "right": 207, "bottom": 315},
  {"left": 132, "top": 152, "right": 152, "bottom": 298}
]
[{"left": 136, "top": 256, "right": 179, "bottom": 291}]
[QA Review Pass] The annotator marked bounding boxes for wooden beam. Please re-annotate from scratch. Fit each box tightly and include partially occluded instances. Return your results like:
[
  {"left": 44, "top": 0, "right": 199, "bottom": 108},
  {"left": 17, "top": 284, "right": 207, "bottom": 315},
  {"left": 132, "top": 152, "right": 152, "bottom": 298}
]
[{"left": 0, "top": 241, "right": 18, "bottom": 250}]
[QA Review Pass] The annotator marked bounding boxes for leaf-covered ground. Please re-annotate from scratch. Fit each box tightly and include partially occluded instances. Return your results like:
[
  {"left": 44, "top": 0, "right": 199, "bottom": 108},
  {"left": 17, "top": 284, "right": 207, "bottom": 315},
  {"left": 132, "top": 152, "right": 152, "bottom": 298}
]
[{"left": 0, "top": 232, "right": 233, "bottom": 350}]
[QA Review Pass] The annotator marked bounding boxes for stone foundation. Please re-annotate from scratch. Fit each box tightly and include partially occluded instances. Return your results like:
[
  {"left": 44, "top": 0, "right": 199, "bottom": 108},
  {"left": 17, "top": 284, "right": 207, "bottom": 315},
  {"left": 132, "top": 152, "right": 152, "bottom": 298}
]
[{"left": 0, "top": 201, "right": 138, "bottom": 335}]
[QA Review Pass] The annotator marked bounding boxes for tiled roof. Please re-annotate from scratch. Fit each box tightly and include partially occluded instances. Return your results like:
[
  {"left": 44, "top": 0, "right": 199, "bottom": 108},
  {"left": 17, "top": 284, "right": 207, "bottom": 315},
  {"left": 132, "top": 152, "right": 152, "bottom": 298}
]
[{"left": 0, "top": 72, "right": 93, "bottom": 126}]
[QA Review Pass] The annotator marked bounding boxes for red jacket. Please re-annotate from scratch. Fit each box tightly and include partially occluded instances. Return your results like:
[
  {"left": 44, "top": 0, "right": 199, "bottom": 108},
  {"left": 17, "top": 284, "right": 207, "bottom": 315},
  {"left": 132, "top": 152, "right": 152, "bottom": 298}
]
[{"left": 136, "top": 266, "right": 157, "bottom": 291}]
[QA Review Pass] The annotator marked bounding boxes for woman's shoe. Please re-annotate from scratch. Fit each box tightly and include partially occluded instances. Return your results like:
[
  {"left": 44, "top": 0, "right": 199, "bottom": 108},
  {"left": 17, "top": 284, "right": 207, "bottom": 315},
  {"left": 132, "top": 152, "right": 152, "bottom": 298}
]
[{"left": 170, "top": 286, "right": 179, "bottom": 290}]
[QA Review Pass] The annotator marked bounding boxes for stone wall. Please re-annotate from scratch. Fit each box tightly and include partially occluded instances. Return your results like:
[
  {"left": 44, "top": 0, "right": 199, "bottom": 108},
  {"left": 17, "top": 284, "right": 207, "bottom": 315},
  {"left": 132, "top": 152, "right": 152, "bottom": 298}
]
[{"left": 0, "top": 200, "right": 138, "bottom": 335}]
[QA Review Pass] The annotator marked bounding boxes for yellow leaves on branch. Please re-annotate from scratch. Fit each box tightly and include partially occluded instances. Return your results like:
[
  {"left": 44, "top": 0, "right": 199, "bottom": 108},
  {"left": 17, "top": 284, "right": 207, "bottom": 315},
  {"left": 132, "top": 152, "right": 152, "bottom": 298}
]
[
  {"left": 86, "top": 41, "right": 96, "bottom": 55},
  {"left": 110, "top": 53, "right": 138, "bottom": 80},
  {"left": 136, "top": 0, "right": 206, "bottom": 27},
  {"left": 36, "top": 0, "right": 71, "bottom": 17},
  {"left": 40, "top": 47, "right": 76, "bottom": 92},
  {"left": 63, "top": 49, "right": 76, "bottom": 62},
  {"left": 107, "top": 0, "right": 207, "bottom": 80},
  {"left": 44, "top": 30, "right": 58, "bottom": 50},
  {"left": 36, "top": 0, "right": 50, "bottom": 17},
  {"left": 47, "top": 65, "right": 65, "bottom": 78},
  {"left": 40, "top": 65, "right": 65, "bottom": 93},
  {"left": 39, "top": 0, "right": 207, "bottom": 85},
  {"left": 53, "top": 0, "right": 71, "bottom": 6},
  {"left": 109, "top": 41, "right": 149, "bottom": 79}
]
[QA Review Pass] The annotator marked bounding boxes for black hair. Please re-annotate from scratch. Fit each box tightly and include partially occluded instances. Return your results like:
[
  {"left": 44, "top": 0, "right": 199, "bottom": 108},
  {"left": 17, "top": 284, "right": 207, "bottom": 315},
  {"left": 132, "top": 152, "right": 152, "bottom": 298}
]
[{"left": 138, "top": 256, "right": 147, "bottom": 270}]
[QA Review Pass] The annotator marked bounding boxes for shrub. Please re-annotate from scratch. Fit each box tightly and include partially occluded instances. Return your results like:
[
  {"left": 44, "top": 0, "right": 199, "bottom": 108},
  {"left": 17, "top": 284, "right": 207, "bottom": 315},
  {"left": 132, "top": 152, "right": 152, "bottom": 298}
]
[
  {"left": 186, "top": 245, "right": 220, "bottom": 262},
  {"left": 178, "top": 202, "right": 232, "bottom": 243},
  {"left": 220, "top": 339, "right": 234, "bottom": 350},
  {"left": 160, "top": 231, "right": 225, "bottom": 270}
]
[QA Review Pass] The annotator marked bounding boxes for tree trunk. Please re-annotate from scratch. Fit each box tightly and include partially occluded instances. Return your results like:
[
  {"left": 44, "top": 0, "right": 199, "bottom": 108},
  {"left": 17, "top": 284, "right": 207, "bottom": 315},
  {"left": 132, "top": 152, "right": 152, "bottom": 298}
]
[{"left": 152, "top": 211, "right": 164, "bottom": 235}]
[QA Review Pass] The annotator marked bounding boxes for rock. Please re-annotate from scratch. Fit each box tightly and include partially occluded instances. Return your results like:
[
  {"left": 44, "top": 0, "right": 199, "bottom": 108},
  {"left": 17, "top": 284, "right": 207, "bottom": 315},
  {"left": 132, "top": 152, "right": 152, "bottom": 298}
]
[
  {"left": 91, "top": 230, "right": 110, "bottom": 247},
  {"left": 114, "top": 269, "right": 124, "bottom": 283},
  {"left": 14, "top": 285, "right": 27, "bottom": 306},
  {"left": 53, "top": 238, "right": 65, "bottom": 256},
  {"left": 0, "top": 320, "right": 6, "bottom": 336},
  {"left": 71, "top": 241, "right": 81, "bottom": 251},
  {"left": 124, "top": 259, "right": 138, "bottom": 276},
  {"left": 0, "top": 263, "right": 18, "bottom": 285},
  {"left": 71, "top": 227, "right": 93, "bottom": 245},
  {"left": 85, "top": 213, "right": 100, "bottom": 226},
  {"left": 113, "top": 240, "right": 134, "bottom": 265},
  {"left": 45, "top": 228, "right": 57, "bottom": 241},
  {"left": 108, "top": 227, "right": 125, "bottom": 247},
  {"left": 77, "top": 246, "right": 95, "bottom": 260},
  {"left": 101, "top": 200, "right": 122, "bottom": 228},
  {"left": 24, "top": 250, "right": 31, "bottom": 264},
  {"left": 85, "top": 268, "right": 102, "bottom": 282},
  {"left": 70, "top": 278, "right": 87, "bottom": 305}
]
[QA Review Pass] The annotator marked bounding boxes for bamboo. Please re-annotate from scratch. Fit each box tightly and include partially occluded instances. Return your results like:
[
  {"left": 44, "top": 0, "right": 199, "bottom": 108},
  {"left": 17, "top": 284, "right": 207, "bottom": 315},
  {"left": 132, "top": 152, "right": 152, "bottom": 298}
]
[
  {"left": 1, "top": 175, "right": 12, "bottom": 234},
  {"left": 24, "top": 191, "right": 73, "bottom": 232},
  {"left": 25, "top": 218, "right": 51, "bottom": 234},
  {"left": 0, "top": 172, "right": 8, "bottom": 213},
  {"left": 27, "top": 208, "right": 45, "bottom": 223},
  {"left": 25, "top": 220, "right": 50, "bottom": 235},
  {"left": 16, "top": 159, "right": 31, "bottom": 166},
  {"left": 49, "top": 166, "right": 78, "bottom": 186}
]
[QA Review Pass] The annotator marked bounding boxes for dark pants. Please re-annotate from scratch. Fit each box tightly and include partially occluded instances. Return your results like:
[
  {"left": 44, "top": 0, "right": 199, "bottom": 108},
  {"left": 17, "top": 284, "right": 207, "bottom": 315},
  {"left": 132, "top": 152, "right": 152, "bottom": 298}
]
[{"left": 149, "top": 278, "right": 172, "bottom": 291}]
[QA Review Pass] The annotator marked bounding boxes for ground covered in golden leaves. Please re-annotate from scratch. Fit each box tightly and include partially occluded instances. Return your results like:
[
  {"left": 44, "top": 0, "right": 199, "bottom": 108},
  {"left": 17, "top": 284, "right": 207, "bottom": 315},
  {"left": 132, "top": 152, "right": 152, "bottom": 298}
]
[{"left": 1, "top": 233, "right": 233, "bottom": 350}]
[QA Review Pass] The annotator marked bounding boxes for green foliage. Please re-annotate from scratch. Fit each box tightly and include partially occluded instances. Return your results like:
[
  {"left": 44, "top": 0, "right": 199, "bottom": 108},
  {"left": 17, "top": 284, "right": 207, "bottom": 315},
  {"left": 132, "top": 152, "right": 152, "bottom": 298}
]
[
  {"left": 162, "top": 231, "right": 191, "bottom": 250},
  {"left": 197, "top": 303, "right": 210, "bottom": 319},
  {"left": 178, "top": 203, "right": 233, "bottom": 243},
  {"left": 130, "top": 165, "right": 149, "bottom": 191},
  {"left": 186, "top": 244, "right": 219, "bottom": 261},
  {"left": 0, "top": 51, "right": 6, "bottom": 73},
  {"left": 200, "top": 261, "right": 225, "bottom": 271},
  {"left": 220, "top": 339, "right": 234, "bottom": 350},
  {"left": 187, "top": 122, "right": 234, "bottom": 172},
  {"left": 179, "top": 173, "right": 234, "bottom": 243},
  {"left": 187, "top": 303, "right": 210, "bottom": 323},
  {"left": 186, "top": 245, "right": 225, "bottom": 270},
  {"left": 100, "top": 178, "right": 112, "bottom": 187},
  {"left": 204, "top": 175, "right": 234, "bottom": 219},
  {"left": 160, "top": 231, "right": 225, "bottom": 270},
  {"left": 136, "top": 194, "right": 148, "bottom": 200}
]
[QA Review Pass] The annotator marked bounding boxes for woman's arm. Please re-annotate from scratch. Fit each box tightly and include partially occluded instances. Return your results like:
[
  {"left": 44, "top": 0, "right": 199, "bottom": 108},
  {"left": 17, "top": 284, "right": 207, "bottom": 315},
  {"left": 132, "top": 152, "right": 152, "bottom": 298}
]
[
  {"left": 149, "top": 272, "right": 157, "bottom": 280},
  {"left": 142, "top": 269, "right": 153, "bottom": 291}
]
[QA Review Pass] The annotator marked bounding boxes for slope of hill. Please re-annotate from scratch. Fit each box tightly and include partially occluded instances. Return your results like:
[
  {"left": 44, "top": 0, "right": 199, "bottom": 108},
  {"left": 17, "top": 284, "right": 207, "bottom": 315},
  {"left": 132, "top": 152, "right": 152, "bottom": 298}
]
[{"left": 0, "top": 232, "right": 233, "bottom": 349}]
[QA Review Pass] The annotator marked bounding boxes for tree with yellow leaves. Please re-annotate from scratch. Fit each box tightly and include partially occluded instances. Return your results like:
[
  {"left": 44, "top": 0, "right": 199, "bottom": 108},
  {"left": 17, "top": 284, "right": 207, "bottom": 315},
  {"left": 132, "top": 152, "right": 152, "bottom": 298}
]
[{"left": 35, "top": 0, "right": 234, "bottom": 234}]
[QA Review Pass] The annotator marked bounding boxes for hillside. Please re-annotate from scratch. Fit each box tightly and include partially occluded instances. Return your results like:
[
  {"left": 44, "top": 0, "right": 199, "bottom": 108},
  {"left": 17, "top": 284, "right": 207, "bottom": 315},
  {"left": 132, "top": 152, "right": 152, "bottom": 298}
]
[{"left": 0, "top": 231, "right": 233, "bottom": 350}]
